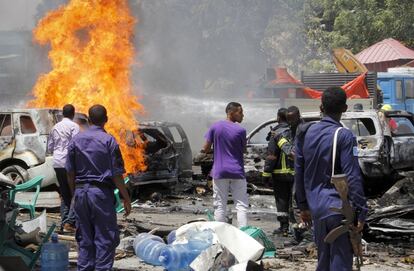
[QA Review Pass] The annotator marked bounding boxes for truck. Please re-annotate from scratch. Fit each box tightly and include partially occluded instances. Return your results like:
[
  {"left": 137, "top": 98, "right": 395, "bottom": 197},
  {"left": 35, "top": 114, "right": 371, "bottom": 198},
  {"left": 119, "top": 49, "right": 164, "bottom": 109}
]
[
  {"left": 377, "top": 71, "right": 414, "bottom": 113},
  {"left": 332, "top": 48, "right": 414, "bottom": 113}
]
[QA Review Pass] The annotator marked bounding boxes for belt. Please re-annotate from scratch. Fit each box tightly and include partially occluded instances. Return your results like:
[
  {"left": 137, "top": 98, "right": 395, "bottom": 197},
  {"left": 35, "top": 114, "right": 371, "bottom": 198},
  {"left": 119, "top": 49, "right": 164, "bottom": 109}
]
[{"left": 75, "top": 181, "right": 113, "bottom": 190}]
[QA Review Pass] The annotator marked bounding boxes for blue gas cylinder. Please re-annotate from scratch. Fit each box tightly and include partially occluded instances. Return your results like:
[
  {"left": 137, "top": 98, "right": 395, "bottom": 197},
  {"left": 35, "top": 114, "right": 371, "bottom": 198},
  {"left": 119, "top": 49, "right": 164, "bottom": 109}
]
[{"left": 41, "top": 233, "right": 69, "bottom": 271}]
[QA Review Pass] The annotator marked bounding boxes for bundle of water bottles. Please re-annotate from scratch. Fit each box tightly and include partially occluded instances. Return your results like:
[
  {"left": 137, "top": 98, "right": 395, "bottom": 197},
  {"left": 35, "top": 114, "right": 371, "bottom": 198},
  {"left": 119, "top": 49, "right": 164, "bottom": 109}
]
[{"left": 133, "top": 228, "right": 214, "bottom": 271}]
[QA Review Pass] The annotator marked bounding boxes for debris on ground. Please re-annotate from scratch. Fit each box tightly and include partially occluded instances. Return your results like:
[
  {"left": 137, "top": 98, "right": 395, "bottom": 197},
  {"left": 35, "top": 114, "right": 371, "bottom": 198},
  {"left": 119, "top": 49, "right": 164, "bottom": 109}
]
[{"left": 366, "top": 176, "right": 414, "bottom": 245}]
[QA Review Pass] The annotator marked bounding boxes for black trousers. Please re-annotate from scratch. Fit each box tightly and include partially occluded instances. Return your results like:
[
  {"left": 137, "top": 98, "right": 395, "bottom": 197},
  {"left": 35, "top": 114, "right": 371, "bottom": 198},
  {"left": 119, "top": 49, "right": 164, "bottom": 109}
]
[
  {"left": 54, "top": 168, "right": 75, "bottom": 226},
  {"left": 272, "top": 173, "right": 295, "bottom": 225}
]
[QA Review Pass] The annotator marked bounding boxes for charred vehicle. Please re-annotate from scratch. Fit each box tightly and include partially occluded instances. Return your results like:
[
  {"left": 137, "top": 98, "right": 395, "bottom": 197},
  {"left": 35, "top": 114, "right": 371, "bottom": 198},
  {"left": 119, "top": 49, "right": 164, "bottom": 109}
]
[
  {"left": 195, "top": 110, "right": 414, "bottom": 190},
  {"left": 0, "top": 108, "right": 88, "bottom": 186},
  {"left": 126, "top": 121, "right": 192, "bottom": 185}
]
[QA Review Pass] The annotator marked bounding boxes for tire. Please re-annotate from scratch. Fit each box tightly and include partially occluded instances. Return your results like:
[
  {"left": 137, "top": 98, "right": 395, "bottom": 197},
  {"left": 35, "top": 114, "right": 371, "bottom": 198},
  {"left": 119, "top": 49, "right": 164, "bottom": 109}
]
[{"left": 1, "top": 165, "right": 29, "bottom": 185}]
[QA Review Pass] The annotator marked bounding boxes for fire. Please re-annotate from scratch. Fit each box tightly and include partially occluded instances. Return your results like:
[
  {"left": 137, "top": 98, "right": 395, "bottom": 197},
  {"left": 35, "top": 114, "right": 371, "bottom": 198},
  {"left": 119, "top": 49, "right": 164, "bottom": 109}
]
[{"left": 28, "top": 0, "right": 146, "bottom": 173}]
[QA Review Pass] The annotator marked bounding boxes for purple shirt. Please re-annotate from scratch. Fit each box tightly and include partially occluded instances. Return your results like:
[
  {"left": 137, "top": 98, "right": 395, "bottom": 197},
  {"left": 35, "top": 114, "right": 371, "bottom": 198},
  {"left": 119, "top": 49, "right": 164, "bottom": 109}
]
[
  {"left": 47, "top": 118, "right": 80, "bottom": 168},
  {"left": 66, "top": 125, "right": 125, "bottom": 188},
  {"left": 205, "top": 120, "right": 246, "bottom": 179}
]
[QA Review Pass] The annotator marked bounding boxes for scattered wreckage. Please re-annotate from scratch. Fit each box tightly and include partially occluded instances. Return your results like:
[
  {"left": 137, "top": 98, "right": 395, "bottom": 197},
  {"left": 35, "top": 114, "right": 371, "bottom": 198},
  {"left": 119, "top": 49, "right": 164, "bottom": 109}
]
[
  {"left": 366, "top": 173, "right": 414, "bottom": 245},
  {"left": 194, "top": 109, "right": 414, "bottom": 193},
  {"left": 0, "top": 173, "right": 56, "bottom": 270}
]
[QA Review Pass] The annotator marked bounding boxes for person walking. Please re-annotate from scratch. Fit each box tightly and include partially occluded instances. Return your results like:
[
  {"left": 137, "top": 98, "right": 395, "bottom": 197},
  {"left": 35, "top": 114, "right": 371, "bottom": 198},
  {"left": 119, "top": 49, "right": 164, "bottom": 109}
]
[
  {"left": 203, "top": 102, "right": 248, "bottom": 227},
  {"left": 47, "top": 104, "right": 79, "bottom": 233},
  {"left": 66, "top": 104, "right": 131, "bottom": 271},
  {"left": 295, "top": 87, "right": 368, "bottom": 270}
]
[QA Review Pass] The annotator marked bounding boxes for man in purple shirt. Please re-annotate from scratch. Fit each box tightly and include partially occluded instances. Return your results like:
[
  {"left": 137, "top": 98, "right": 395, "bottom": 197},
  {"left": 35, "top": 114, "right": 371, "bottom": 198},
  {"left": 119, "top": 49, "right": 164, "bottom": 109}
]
[
  {"left": 203, "top": 102, "right": 248, "bottom": 227},
  {"left": 48, "top": 104, "right": 79, "bottom": 233},
  {"left": 66, "top": 104, "right": 131, "bottom": 271}
]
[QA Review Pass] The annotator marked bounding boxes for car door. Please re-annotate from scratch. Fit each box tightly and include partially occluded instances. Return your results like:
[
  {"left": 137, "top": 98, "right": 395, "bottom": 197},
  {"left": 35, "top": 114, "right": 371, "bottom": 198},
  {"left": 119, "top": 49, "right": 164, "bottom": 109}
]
[
  {"left": 0, "top": 113, "right": 15, "bottom": 160},
  {"left": 386, "top": 113, "right": 414, "bottom": 170},
  {"left": 161, "top": 124, "right": 192, "bottom": 179},
  {"left": 12, "top": 112, "right": 46, "bottom": 166}
]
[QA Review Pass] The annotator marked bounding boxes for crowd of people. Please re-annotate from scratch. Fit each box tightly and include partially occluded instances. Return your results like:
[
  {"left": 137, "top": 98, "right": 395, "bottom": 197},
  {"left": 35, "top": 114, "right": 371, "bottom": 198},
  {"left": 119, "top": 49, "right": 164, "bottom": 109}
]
[
  {"left": 50, "top": 86, "right": 367, "bottom": 271},
  {"left": 203, "top": 87, "right": 367, "bottom": 271}
]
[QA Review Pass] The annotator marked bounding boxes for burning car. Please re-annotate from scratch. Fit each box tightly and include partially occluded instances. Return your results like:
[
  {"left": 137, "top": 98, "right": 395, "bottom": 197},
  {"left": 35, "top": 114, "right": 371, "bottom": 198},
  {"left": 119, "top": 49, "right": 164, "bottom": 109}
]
[
  {"left": 0, "top": 109, "right": 192, "bottom": 187},
  {"left": 0, "top": 108, "right": 88, "bottom": 186},
  {"left": 126, "top": 121, "right": 192, "bottom": 185},
  {"left": 195, "top": 110, "right": 414, "bottom": 191}
]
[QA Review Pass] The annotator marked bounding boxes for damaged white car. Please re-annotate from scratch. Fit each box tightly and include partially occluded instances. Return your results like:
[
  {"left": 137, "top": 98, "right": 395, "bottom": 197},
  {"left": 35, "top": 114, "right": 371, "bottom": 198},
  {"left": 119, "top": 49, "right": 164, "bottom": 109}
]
[{"left": 0, "top": 108, "right": 87, "bottom": 187}]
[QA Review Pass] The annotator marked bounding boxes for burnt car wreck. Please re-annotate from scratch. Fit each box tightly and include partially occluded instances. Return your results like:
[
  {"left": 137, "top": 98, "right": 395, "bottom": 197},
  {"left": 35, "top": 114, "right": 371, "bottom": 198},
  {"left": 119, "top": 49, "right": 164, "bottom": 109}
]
[
  {"left": 194, "top": 109, "right": 414, "bottom": 194},
  {"left": 0, "top": 108, "right": 88, "bottom": 187},
  {"left": 126, "top": 121, "right": 192, "bottom": 186},
  {"left": 0, "top": 109, "right": 192, "bottom": 188}
]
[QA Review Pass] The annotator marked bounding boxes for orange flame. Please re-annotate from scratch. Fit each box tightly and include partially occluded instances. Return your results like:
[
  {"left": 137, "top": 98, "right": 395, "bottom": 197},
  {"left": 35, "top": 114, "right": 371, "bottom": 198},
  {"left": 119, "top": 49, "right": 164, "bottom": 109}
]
[{"left": 28, "top": 0, "right": 146, "bottom": 173}]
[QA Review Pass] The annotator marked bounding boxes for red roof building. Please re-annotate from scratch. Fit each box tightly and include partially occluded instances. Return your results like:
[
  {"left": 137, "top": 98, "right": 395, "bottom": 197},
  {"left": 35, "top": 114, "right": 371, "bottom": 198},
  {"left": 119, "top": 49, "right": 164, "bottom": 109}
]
[{"left": 356, "top": 38, "right": 414, "bottom": 72}]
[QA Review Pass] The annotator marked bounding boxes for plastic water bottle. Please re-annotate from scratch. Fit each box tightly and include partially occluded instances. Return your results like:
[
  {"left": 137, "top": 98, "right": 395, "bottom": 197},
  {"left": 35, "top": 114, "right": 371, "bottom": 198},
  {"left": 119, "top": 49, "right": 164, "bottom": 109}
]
[
  {"left": 159, "top": 230, "right": 213, "bottom": 271},
  {"left": 158, "top": 244, "right": 197, "bottom": 271},
  {"left": 133, "top": 233, "right": 166, "bottom": 266},
  {"left": 41, "top": 233, "right": 69, "bottom": 271},
  {"left": 187, "top": 229, "right": 213, "bottom": 251},
  {"left": 167, "top": 230, "right": 176, "bottom": 244}
]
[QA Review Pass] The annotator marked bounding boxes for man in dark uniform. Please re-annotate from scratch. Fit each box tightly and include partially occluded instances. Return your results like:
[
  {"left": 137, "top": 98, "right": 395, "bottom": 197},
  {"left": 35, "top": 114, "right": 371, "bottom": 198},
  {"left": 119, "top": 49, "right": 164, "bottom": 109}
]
[
  {"left": 66, "top": 104, "right": 131, "bottom": 271},
  {"left": 263, "top": 107, "right": 295, "bottom": 236},
  {"left": 295, "top": 87, "right": 367, "bottom": 270}
]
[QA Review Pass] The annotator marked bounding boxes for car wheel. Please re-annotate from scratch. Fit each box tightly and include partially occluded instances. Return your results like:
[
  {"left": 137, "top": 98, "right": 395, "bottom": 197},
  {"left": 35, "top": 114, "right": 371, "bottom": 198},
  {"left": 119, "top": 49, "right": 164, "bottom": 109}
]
[{"left": 1, "top": 165, "right": 29, "bottom": 185}]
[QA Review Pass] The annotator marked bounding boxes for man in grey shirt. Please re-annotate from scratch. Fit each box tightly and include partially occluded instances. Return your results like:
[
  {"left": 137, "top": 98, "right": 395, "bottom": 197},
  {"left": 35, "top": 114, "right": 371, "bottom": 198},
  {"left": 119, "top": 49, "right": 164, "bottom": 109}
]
[{"left": 48, "top": 104, "right": 80, "bottom": 233}]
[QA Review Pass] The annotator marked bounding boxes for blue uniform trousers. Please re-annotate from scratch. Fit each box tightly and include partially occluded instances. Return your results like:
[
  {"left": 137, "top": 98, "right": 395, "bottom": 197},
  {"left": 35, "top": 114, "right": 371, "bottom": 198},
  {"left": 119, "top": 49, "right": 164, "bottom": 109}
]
[
  {"left": 74, "top": 184, "right": 119, "bottom": 271},
  {"left": 314, "top": 215, "right": 353, "bottom": 271}
]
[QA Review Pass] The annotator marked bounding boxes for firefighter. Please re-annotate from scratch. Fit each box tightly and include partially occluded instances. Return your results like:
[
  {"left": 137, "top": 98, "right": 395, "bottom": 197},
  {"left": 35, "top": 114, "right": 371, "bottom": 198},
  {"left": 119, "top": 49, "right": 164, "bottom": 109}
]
[{"left": 263, "top": 107, "right": 295, "bottom": 236}]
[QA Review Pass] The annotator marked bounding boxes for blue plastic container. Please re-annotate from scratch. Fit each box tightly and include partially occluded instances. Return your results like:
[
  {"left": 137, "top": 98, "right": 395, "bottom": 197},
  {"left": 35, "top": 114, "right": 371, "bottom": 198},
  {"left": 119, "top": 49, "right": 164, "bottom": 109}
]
[
  {"left": 167, "top": 230, "right": 176, "bottom": 244},
  {"left": 159, "top": 229, "right": 213, "bottom": 271},
  {"left": 41, "top": 233, "right": 69, "bottom": 271},
  {"left": 158, "top": 244, "right": 198, "bottom": 271},
  {"left": 133, "top": 233, "right": 166, "bottom": 266}
]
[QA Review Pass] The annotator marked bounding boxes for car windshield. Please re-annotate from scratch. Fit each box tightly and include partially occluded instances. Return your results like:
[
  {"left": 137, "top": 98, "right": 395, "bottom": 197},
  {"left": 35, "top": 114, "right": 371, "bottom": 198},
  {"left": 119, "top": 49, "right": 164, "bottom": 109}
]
[{"left": 248, "top": 121, "right": 277, "bottom": 144}]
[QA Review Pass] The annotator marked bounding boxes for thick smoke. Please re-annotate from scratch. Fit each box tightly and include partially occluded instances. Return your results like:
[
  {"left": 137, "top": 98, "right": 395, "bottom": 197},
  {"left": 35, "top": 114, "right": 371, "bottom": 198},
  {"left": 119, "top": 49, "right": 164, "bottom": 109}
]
[
  {"left": 131, "top": 0, "right": 284, "bottom": 151},
  {"left": 0, "top": 0, "right": 64, "bottom": 107},
  {"left": 1, "top": 0, "right": 298, "bottom": 152}
]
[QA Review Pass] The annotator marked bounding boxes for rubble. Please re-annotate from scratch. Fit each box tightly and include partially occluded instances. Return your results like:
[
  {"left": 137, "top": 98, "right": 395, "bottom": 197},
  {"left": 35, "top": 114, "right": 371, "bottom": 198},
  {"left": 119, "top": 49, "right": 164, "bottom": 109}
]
[
  {"left": 8, "top": 189, "right": 414, "bottom": 270},
  {"left": 366, "top": 176, "right": 414, "bottom": 245}
]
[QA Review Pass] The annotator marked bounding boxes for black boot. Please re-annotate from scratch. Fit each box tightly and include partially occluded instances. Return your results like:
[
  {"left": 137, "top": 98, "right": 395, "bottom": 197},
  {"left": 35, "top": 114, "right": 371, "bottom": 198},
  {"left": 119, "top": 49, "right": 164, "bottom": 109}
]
[{"left": 273, "top": 216, "right": 289, "bottom": 236}]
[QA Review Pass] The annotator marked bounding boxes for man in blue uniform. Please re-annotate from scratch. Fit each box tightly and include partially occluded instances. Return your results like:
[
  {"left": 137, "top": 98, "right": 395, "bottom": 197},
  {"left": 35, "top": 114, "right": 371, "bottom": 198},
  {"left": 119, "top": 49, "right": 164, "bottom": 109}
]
[
  {"left": 66, "top": 104, "right": 131, "bottom": 271},
  {"left": 295, "top": 87, "right": 368, "bottom": 271}
]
